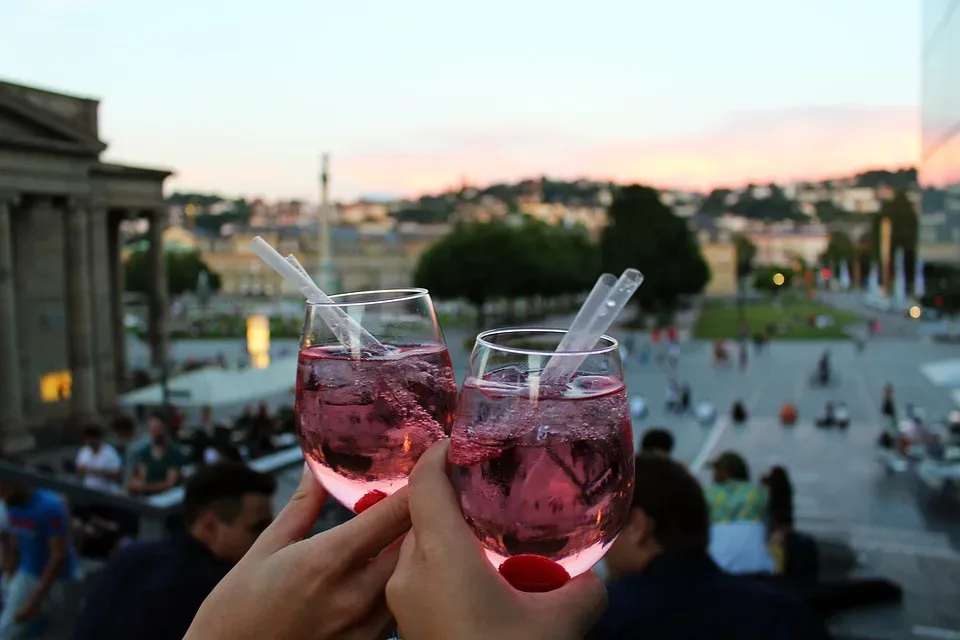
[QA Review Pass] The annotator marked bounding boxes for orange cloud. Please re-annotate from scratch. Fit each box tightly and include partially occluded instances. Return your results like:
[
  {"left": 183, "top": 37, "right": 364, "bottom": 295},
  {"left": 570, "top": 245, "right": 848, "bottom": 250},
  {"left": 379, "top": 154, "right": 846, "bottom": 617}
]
[{"left": 334, "top": 106, "right": 920, "bottom": 198}]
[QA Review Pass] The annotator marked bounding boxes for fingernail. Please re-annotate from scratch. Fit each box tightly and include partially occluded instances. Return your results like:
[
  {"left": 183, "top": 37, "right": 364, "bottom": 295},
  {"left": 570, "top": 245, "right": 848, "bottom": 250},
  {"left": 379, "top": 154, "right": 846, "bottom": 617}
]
[
  {"left": 354, "top": 489, "right": 388, "bottom": 514},
  {"left": 499, "top": 554, "right": 571, "bottom": 593}
]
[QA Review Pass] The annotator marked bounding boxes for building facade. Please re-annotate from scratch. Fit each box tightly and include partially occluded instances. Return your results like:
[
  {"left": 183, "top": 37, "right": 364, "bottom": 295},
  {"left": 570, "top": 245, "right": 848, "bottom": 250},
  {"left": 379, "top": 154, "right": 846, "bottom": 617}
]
[
  {"left": 0, "top": 81, "right": 171, "bottom": 451},
  {"left": 180, "top": 223, "right": 451, "bottom": 299},
  {"left": 920, "top": 0, "right": 960, "bottom": 264}
]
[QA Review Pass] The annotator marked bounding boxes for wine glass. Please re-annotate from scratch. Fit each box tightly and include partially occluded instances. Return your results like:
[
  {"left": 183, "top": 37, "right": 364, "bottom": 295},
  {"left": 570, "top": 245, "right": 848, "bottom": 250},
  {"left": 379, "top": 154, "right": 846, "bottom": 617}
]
[
  {"left": 449, "top": 328, "right": 635, "bottom": 580},
  {"left": 296, "top": 288, "right": 457, "bottom": 513}
]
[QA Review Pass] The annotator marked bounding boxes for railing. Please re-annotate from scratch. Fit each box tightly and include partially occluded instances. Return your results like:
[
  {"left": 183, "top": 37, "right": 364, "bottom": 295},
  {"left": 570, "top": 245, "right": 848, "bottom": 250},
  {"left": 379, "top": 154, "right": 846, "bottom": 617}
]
[{"left": 0, "top": 446, "right": 305, "bottom": 539}]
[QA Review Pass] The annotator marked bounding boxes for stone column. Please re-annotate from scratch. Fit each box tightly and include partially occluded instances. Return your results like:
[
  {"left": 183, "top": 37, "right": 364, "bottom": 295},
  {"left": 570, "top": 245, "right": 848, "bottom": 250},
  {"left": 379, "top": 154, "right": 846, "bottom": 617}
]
[
  {"left": 88, "top": 207, "right": 117, "bottom": 410},
  {"left": 109, "top": 212, "right": 127, "bottom": 389},
  {"left": 146, "top": 210, "right": 169, "bottom": 372},
  {"left": 65, "top": 201, "right": 97, "bottom": 421},
  {"left": 0, "top": 196, "right": 29, "bottom": 450}
]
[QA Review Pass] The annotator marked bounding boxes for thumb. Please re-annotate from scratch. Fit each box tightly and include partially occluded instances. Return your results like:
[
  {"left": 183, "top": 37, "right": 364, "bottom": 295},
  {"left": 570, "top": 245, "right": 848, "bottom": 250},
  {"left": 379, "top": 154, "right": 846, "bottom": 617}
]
[
  {"left": 249, "top": 463, "right": 327, "bottom": 558},
  {"left": 533, "top": 570, "right": 608, "bottom": 637}
]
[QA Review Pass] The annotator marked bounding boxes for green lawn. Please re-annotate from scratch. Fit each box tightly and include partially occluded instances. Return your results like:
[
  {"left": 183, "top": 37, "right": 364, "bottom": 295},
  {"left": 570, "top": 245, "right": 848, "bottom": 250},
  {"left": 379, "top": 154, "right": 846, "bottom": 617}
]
[{"left": 692, "top": 297, "right": 862, "bottom": 340}]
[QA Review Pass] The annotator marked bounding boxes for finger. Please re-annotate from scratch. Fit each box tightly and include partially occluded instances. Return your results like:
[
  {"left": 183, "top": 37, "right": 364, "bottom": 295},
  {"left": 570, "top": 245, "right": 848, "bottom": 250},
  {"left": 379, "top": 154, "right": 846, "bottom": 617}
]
[
  {"left": 321, "top": 487, "right": 410, "bottom": 561},
  {"left": 345, "top": 535, "right": 402, "bottom": 597},
  {"left": 406, "top": 440, "right": 476, "bottom": 550},
  {"left": 250, "top": 463, "right": 327, "bottom": 557},
  {"left": 533, "top": 569, "right": 609, "bottom": 636}
]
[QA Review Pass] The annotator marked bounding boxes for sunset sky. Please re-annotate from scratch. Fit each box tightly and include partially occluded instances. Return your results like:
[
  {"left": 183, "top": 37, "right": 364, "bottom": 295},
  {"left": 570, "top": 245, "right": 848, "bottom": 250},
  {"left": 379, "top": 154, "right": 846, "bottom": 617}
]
[{"left": 1, "top": 0, "right": 922, "bottom": 200}]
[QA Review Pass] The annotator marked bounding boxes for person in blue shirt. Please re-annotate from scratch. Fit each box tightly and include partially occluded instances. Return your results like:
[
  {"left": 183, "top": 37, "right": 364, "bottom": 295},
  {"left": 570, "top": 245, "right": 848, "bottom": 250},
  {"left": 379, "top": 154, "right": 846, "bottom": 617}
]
[
  {"left": 588, "top": 454, "right": 830, "bottom": 640},
  {"left": 0, "top": 481, "right": 78, "bottom": 639}
]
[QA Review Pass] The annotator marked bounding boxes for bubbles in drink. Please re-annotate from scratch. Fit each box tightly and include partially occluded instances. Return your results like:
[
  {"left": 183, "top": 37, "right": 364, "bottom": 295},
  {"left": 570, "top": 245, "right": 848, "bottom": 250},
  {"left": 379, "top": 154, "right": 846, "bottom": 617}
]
[
  {"left": 450, "top": 372, "right": 634, "bottom": 577},
  {"left": 296, "top": 343, "right": 457, "bottom": 511}
]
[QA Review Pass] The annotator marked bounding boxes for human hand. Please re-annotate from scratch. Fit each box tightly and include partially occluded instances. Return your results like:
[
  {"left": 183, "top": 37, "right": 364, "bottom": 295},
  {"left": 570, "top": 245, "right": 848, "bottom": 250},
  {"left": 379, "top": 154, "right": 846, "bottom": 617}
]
[
  {"left": 386, "top": 441, "right": 608, "bottom": 640},
  {"left": 185, "top": 465, "right": 410, "bottom": 640}
]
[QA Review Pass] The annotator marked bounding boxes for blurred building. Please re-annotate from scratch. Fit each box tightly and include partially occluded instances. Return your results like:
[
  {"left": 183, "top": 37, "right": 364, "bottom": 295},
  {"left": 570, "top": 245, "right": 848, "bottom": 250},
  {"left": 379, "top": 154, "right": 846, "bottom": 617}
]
[
  {"left": 0, "top": 80, "right": 171, "bottom": 451},
  {"left": 337, "top": 200, "right": 392, "bottom": 225},
  {"left": 184, "top": 223, "right": 450, "bottom": 297},
  {"left": 701, "top": 239, "right": 738, "bottom": 296},
  {"left": 691, "top": 220, "right": 738, "bottom": 296},
  {"left": 920, "top": 0, "right": 960, "bottom": 265},
  {"left": 748, "top": 228, "right": 829, "bottom": 267}
]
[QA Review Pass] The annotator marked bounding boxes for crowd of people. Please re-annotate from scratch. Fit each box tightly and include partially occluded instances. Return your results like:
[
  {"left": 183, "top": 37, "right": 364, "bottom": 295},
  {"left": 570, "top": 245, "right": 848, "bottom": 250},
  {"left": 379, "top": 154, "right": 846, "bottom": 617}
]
[
  {"left": 638, "top": 429, "right": 817, "bottom": 583},
  {"left": 0, "top": 417, "right": 833, "bottom": 640},
  {"left": 0, "top": 400, "right": 294, "bottom": 639},
  {"left": 76, "top": 439, "right": 833, "bottom": 639}
]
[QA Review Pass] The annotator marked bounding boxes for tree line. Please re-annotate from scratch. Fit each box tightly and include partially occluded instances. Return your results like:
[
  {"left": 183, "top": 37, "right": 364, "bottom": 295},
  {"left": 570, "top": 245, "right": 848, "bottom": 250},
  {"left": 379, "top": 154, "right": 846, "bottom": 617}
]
[{"left": 414, "top": 185, "right": 710, "bottom": 327}]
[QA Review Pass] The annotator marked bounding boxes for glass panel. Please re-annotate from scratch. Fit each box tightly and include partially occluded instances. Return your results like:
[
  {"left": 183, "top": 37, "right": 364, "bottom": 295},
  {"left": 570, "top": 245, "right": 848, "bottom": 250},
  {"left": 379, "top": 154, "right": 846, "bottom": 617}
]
[{"left": 922, "top": 1, "right": 960, "bottom": 150}]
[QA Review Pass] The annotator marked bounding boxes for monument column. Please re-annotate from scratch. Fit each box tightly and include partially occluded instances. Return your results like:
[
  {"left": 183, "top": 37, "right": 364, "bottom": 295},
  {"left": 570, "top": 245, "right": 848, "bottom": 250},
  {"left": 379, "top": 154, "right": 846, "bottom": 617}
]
[
  {"left": 65, "top": 200, "right": 97, "bottom": 421},
  {"left": 0, "top": 196, "right": 28, "bottom": 449},
  {"left": 146, "top": 209, "right": 169, "bottom": 371}
]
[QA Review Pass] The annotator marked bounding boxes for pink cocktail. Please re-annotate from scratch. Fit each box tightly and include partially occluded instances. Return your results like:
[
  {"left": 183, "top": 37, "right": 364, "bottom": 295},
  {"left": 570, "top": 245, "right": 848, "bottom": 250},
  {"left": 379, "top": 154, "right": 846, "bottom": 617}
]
[
  {"left": 296, "top": 289, "right": 456, "bottom": 512},
  {"left": 449, "top": 329, "right": 634, "bottom": 578}
]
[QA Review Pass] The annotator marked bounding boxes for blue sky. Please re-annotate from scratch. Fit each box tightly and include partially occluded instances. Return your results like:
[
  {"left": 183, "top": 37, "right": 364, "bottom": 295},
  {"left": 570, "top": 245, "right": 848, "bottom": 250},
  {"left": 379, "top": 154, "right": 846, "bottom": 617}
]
[{"left": 1, "top": 0, "right": 922, "bottom": 199}]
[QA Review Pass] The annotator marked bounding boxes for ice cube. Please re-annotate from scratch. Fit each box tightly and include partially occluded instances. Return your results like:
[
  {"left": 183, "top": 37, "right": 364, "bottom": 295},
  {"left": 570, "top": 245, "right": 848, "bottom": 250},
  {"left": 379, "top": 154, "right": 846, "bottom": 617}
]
[
  {"left": 322, "top": 382, "right": 376, "bottom": 406},
  {"left": 314, "top": 359, "right": 356, "bottom": 388},
  {"left": 486, "top": 366, "right": 528, "bottom": 385},
  {"left": 568, "top": 375, "right": 619, "bottom": 397},
  {"left": 362, "top": 344, "right": 400, "bottom": 359}
]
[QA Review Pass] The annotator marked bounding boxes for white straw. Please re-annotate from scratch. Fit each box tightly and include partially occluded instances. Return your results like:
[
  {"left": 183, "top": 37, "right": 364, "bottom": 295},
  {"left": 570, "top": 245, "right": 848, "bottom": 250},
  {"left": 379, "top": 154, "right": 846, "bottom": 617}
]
[
  {"left": 286, "top": 254, "right": 311, "bottom": 279},
  {"left": 541, "top": 268, "right": 643, "bottom": 384},
  {"left": 552, "top": 273, "right": 617, "bottom": 354},
  {"left": 249, "top": 237, "right": 383, "bottom": 353}
]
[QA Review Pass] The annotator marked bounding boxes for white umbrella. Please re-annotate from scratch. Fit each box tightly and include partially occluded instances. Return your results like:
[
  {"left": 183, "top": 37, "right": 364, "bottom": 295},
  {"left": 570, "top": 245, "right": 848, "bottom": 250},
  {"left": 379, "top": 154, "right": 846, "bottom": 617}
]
[{"left": 120, "top": 357, "right": 299, "bottom": 409}]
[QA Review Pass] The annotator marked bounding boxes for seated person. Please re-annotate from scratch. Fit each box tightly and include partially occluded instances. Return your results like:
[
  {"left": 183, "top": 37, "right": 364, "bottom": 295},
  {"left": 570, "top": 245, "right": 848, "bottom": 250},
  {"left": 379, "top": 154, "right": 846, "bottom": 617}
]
[
  {"left": 731, "top": 400, "right": 748, "bottom": 424},
  {"left": 763, "top": 466, "right": 819, "bottom": 583},
  {"left": 72, "top": 463, "right": 276, "bottom": 640},
  {"left": 905, "top": 403, "right": 925, "bottom": 426},
  {"left": 713, "top": 340, "right": 728, "bottom": 365},
  {"left": 588, "top": 454, "right": 829, "bottom": 639},
  {"left": 817, "top": 359, "right": 830, "bottom": 385},
  {"left": 834, "top": 402, "right": 850, "bottom": 428},
  {"left": 815, "top": 403, "right": 836, "bottom": 427},
  {"left": 128, "top": 413, "right": 186, "bottom": 496},
  {"left": 706, "top": 452, "right": 776, "bottom": 575},
  {"left": 75, "top": 425, "right": 123, "bottom": 494},
  {"left": 665, "top": 380, "right": 681, "bottom": 414},
  {"left": 639, "top": 428, "right": 674, "bottom": 457},
  {"left": 780, "top": 402, "right": 798, "bottom": 425}
]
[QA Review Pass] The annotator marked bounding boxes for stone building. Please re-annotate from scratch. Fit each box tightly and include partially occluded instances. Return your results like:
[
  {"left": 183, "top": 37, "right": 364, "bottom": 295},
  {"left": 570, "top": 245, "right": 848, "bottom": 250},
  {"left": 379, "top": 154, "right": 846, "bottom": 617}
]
[
  {"left": 0, "top": 81, "right": 172, "bottom": 451},
  {"left": 179, "top": 223, "right": 451, "bottom": 298}
]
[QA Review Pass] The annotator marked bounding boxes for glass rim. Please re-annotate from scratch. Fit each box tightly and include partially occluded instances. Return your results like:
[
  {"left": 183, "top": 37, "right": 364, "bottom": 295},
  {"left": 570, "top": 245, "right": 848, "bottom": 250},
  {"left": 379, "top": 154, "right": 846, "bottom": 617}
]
[
  {"left": 305, "top": 287, "right": 430, "bottom": 308},
  {"left": 475, "top": 327, "right": 619, "bottom": 357}
]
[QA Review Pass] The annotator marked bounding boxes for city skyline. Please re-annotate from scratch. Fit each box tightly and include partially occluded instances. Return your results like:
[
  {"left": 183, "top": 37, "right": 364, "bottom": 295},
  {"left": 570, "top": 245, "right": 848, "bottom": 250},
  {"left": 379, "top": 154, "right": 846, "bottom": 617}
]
[{"left": 1, "top": 0, "right": 921, "bottom": 199}]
